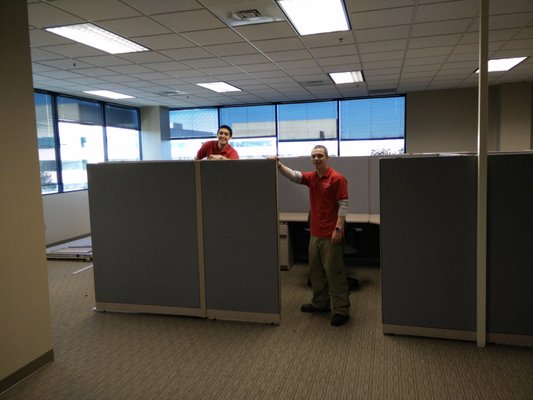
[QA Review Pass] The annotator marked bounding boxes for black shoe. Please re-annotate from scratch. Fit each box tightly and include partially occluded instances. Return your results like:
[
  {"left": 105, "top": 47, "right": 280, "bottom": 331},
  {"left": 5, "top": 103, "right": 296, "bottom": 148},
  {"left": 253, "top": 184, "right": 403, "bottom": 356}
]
[
  {"left": 347, "top": 277, "right": 360, "bottom": 291},
  {"left": 301, "top": 304, "right": 331, "bottom": 313},
  {"left": 330, "top": 314, "right": 349, "bottom": 326}
]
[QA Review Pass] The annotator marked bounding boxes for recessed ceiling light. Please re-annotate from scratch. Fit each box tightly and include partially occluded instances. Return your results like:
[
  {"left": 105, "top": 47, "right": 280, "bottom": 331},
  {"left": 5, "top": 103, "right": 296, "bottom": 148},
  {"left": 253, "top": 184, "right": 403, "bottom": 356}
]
[
  {"left": 196, "top": 82, "right": 242, "bottom": 93},
  {"left": 475, "top": 56, "right": 527, "bottom": 73},
  {"left": 45, "top": 23, "right": 149, "bottom": 54},
  {"left": 276, "top": 0, "right": 350, "bottom": 35},
  {"left": 83, "top": 90, "right": 135, "bottom": 100},
  {"left": 329, "top": 71, "right": 364, "bottom": 84}
]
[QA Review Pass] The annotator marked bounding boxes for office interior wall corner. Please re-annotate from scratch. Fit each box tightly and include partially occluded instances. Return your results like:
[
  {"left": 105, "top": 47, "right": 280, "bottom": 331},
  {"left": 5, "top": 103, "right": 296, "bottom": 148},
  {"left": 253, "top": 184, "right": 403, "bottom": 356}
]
[
  {"left": 499, "top": 82, "right": 532, "bottom": 152},
  {"left": 140, "top": 106, "right": 170, "bottom": 160}
]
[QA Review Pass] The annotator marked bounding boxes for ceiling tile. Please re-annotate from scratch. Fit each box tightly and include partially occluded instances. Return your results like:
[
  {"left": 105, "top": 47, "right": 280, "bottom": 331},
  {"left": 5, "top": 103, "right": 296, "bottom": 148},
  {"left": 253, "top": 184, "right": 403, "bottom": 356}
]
[
  {"left": 161, "top": 47, "right": 213, "bottom": 60},
  {"left": 252, "top": 37, "right": 305, "bottom": 53},
  {"left": 134, "top": 34, "right": 195, "bottom": 50},
  {"left": 108, "top": 65, "right": 154, "bottom": 74},
  {"left": 235, "top": 21, "right": 296, "bottom": 41},
  {"left": 29, "top": 29, "right": 70, "bottom": 47},
  {"left": 345, "top": 0, "right": 415, "bottom": 13},
  {"left": 153, "top": 10, "right": 226, "bottom": 32},
  {"left": 355, "top": 25, "right": 411, "bottom": 42},
  {"left": 118, "top": 52, "right": 174, "bottom": 64},
  {"left": 301, "top": 32, "right": 354, "bottom": 48},
  {"left": 76, "top": 55, "right": 133, "bottom": 67},
  {"left": 351, "top": 7, "right": 414, "bottom": 29},
  {"left": 415, "top": 1, "right": 478, "bottom": 23},
  {"left": 359, "top": 39, "right": 407, "bottom": 53},
  {"left": 205, "top": 42, "right": 258, "bottom": 57},
  {"left": 27, "top": 3, "right": 83, "bottom": 28},
  {"left": 121, "top": 0, "right": 202, "bottom": 15},
  {"left": 182, "top": 58, "right": 230, "bottom": 68},
  {"left": 265, "top": 50, "right": 313, "bottom": 62},
  {"left": 49, "top": 0, "right": 141, "bottom": 21},
  {"left": 39, "top": 59, "right": 94, "bottom": 69},
  {"left": 40, "top": 44, "right": 103, "bottom": 58},
  {"left": 99, "top": 17, "right": 172, "bottom": 38},
  {"left": 181, "top": 28, "right": 244, "bottom": 46},
  {"left": 223, "top": 53, "right": 271, "bottom": 65},
  {"left": 411, "top": 19, "right": 473, "bottom": 37}
]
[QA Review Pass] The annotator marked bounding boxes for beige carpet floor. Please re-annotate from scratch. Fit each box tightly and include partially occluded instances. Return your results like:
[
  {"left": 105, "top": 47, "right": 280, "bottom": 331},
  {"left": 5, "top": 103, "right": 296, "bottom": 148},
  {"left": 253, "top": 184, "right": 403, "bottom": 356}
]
[{"left": 1, "top": 260, "right": 532, "bottom": 400}]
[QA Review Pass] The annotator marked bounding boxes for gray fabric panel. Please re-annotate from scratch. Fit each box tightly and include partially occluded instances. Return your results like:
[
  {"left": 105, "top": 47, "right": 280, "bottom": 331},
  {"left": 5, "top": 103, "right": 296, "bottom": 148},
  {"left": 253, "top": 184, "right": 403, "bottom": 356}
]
[
  {"left": 487, "top": 154, "right": 533, "bottom": 335},
  {"left": 277, "top": 157, "right": 311, "bottom": 213},
  {"left": 87, "top": 161, "right": 200, "bottom": 308},
  {"left": 278, "top": 156, "right": 369, "bottom": 214},
  {"left": 201, "top": 159, "right": 280, "bottom": 314},
  {"left": 380, "top": 156, "right": 476, "bottom": 330}
]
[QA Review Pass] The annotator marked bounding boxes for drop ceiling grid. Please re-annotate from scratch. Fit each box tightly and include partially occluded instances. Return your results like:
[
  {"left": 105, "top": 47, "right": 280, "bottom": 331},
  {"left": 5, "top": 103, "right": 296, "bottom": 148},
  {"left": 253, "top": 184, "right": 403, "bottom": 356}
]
[{"left": 26, "top": 0, "right": 533, "bottom": 107}]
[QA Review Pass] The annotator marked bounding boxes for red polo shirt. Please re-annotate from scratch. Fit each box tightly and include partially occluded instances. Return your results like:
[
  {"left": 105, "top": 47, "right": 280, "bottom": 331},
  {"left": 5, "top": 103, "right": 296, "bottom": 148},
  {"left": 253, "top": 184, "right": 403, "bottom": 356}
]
[
  {"left": 300, "top": 167, "right": 349, "bottom": 239},
  {"left": 196, "top": 140, "right": 239, "bottom": 160}
]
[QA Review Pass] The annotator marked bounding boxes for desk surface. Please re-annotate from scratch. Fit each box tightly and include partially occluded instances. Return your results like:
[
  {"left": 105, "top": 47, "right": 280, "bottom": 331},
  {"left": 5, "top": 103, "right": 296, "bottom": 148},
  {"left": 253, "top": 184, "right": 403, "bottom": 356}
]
[{"left": 279, "top": 212, "right": 380, "bottom": 225}]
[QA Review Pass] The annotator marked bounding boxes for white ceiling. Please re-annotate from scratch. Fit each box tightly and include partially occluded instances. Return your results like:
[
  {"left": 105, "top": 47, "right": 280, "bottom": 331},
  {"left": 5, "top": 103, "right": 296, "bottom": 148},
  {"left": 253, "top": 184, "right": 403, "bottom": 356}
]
[{"left": 27, "top": 0, "right": 533, "bottom": 108}]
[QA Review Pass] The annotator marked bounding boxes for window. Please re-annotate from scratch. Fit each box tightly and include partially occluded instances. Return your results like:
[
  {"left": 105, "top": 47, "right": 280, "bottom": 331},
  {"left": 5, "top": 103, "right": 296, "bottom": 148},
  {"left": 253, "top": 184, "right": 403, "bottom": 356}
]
[
  {"left": 277, "top": 101, "right": 338, "bottom": 156},
  {"left": 339, "top": 97, "right": 405, "bottom": 156},
  {"left": 220, "top": 105, "right": 277, "bottom": 158},
  {"left": 57, "top": 96, "right": 105, "bottom": 191},
  {"left": 105, "top": 105, "right": 141, "bottom": 161},
  {"left": 168, "top": 96, "right": 405, "bottom": 159},
  {"left": 169, "top": 108, "right": 218, "bottom": 159},
  {"left": 34, "top": 92, "right": 58, "bottom": 193},
  {"left": 34, "top": 92, "right": 142, "bottom": 193}
]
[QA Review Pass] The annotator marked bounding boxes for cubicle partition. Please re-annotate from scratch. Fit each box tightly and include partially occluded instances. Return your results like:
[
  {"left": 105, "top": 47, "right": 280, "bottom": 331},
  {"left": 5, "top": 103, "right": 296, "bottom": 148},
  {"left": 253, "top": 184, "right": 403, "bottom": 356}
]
[
  {"left": 487, "top": 153, "right": 533, "bottom": 343},
  {"left": 88, "top": 162, "right": 202, "bottom": 316},
  {"left": 380, "top": 153, "right": 533, "bottom": 346},
  {"left": 87, "top": 160, "right": 280, "bottom": 324},
  {"left": 201, "top": 161, "right": 280, "bottom": 322},
  {"left": 380, "top": 155, "right": 477, "bottom": 340}
]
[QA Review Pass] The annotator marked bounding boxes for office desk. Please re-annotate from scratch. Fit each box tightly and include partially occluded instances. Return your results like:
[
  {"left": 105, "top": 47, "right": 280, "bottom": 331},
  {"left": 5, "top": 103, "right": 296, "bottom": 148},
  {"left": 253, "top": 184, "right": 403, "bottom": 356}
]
[{"left": 278, "top": 213, "right": 381, "bottom": 270}]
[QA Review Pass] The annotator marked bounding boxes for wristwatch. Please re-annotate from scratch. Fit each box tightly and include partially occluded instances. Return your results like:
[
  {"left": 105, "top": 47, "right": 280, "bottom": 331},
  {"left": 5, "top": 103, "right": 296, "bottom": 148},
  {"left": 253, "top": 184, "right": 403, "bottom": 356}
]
[{"left": 335, "top": 226, "right": 344, "bottom": 233}]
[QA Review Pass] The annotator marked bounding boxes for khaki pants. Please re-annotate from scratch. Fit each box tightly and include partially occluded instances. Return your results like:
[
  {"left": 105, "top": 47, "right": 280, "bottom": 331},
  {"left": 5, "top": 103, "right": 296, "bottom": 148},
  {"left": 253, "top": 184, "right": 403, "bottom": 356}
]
[{"left": 308, "top": 236, "right": 350, "bottom": 315}]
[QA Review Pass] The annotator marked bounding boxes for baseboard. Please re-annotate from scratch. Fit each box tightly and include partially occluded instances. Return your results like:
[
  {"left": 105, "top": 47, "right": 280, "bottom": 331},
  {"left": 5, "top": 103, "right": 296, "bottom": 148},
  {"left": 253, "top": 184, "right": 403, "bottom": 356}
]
[
  {"left": 0, "top": 349, "right": 54, "bottom": 395},
  {"left": 383, "top": 324, "right": 476, "bottom": 342},
  {"left": 487, "top": 332, "right": 533, "bottom": 347}
]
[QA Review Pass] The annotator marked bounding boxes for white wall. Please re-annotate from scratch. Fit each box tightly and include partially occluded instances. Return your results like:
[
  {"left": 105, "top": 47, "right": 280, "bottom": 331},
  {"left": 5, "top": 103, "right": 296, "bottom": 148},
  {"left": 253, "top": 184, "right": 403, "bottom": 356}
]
[
  {"left": 42, "top": 190, "right": 91, "bottom": 245},
  {"left": 499, "top": 82, "right": 532, "bottom": 151},
  {"left": 0, "top": 1, "right": 53, "bottom": 389},
  {"left": 405, "top": 82, "right": 532, "bottom": 154}
]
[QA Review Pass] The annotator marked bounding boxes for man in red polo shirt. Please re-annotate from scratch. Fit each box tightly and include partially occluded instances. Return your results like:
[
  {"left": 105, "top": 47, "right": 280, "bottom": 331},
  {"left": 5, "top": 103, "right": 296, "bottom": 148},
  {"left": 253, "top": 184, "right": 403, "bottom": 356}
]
[
  {"left": 275, "top": 145, "right": 350, "bottom": 326},
  {"left": 195, "top": 125, "right": 239, "bottom": 160}
]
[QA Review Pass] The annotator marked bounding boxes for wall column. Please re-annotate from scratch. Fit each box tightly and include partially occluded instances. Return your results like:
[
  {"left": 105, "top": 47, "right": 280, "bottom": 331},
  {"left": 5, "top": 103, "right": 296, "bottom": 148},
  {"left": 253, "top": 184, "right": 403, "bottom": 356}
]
[
  {"left": 0, "top": 1, "right": 54, "bottom": 392},
  {"left": 140, "top": 106, "right": 170, "bottom": 160}
]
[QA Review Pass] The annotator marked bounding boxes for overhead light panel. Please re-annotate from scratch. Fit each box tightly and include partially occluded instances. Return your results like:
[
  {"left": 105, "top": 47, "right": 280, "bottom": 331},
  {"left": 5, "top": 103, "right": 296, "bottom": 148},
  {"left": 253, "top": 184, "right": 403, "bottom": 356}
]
[
  {"left": 196, "top": 82, "right": 242, "bottom": 93},
  {"left": 45, "top": 23, "right": 149, "bottom": 54},
  {"left": 475, "top": 56, "right": 527, "bottom": 73},
  {"left": 329, "top": 71, "right": 364, "bottom": 84},
  {"left": 83, "top": 90, "right": 135, "bottom": 100},
  {"left": 277, "top": 0, "right": 350, "bottom": 35}
]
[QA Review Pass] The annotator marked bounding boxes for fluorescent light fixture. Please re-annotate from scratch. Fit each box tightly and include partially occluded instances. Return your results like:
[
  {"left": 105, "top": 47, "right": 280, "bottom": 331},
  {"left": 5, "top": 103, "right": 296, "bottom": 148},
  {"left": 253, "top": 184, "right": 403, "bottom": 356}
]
[
  {"left": 475, "top": 56, "right": 527, "bottom": 73},
  {"left": 277, "top": 0, "right": 350, "bottom": 35},
  {"left": 196, "top": 82, "right": 242, "bottom": 93},
  {"left": 83, "top": 90, "right": 135, "bottom": 100},
  {"left": 45, "top": 23, "right": 148, "bottom": 54},
  {"left": 329, "top": 71, "right": 364, "bottom": 84}
]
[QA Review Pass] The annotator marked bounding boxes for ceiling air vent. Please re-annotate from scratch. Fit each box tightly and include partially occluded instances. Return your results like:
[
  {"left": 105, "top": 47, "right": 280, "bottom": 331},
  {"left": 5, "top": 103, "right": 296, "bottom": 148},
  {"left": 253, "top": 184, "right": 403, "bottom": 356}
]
[
  {"left": 368, "top": 89, "right": 396, "bottom": 96},
  {"left": 302, "top": 80, "right": 329, "bottom": 87},
  {"left": 160, "top": 90, "right": 188, "bottom": 96},
  {"left": 233, "top": 9, "right": 262, "bottom": 20},
  {"left": 201, "top": 0, "right": 285, "bottom": 27}
]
